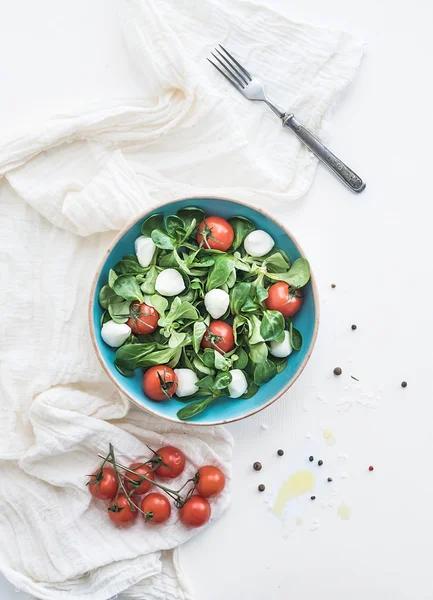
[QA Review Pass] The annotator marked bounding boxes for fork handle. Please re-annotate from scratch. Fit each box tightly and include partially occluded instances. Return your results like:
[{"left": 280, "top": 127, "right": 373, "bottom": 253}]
[{"left": 283, "top": 114, "right": 366, "bottom": 193}]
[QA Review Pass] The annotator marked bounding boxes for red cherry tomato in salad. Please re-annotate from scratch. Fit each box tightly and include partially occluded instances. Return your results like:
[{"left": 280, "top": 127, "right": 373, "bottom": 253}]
[
  {"left": 141, "top": 493, "right": 171, "bottom": 524},
  {"left": 179, "top": 496, "right": 211, "bottom": 528},
  {"left": 108, "top": 493, "right": 138, "bottom": 526},
  {"left": 196, "top": 466, "right": 226, "bottom": 498},
  {"left": 127, "top": 301, "right": 159, "bottom": 335},
  {"left": 201, "top": 320, "right": 235, "bottom": 354},
  {"left": 266, "top": 282, "right": 304, "bottom": 317},
  {"left": 143, "top": 366, "right": 178, "bottom": 401},
  {"left": 124, "top": 463, "right": 155, "bottom": 495},
  {"left": 154, "top": 446, "right": 186, "bottom": 479},
  {"left": 196, "top": 216, "right": 234, "bottom": 251},
  {"left": 88, "top": 467, "right": 118, "bottom": 500}
]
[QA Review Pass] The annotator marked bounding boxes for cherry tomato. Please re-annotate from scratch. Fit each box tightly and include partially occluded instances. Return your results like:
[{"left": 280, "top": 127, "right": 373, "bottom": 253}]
[
  {"left": 108, "top": 493, "right": 138, "bottom": 526},
  {"left": 88, "top": 467, "right": 118, "bottom": 500},
  {"left": 196, "top": 466, "right": 226, "bottom": 498},
  {"left": 196, "top": 216, "right": 234, "bottom": 251},
  {"left": 201, "top": 320, "right": 235, "bottom": 354},
  {"left": 141, "top": 493, "right": 171, "bottom": 524},
  {"left": 124, "top": 463, "right": 155, "bottom": 495},
  {"left": 266, "top": 282, "right": 304, "bottom": 317},
  {"left": 143, "top": 366, "right": 178, "bottom": 401},
  {"left": 127, "top": 301, "right": 159, "bottom": 335},
  {"left": 179, "top": 496, "right": 211, "bottom": 528},
  {"left": 154, "top": 446, "right": 186, "bottom": 479}
]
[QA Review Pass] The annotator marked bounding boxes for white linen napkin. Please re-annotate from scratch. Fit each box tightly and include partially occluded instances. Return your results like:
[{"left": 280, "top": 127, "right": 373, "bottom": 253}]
[{"left": 0, "top": 0, "right": 363, "bottom": 598}]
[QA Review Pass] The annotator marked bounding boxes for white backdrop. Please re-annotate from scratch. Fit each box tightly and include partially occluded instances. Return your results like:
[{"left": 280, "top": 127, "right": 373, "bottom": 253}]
[{"left": 1, "top": 0, "right": 433, "bottom": 599}]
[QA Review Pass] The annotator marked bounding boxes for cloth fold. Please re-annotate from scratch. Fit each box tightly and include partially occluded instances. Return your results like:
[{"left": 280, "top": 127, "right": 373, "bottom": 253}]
[{"left": 0, "top": 0, "right": 363, "bottom": 598}]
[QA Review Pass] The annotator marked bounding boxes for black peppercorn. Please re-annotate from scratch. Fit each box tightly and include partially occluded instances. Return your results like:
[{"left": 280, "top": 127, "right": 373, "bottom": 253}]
[
  {"left": 401, "top": 381, "right": 407, "bottom": 388},
  {"left": 309, "top": 456, "right": 314, "bottom": 462},
  {"left": 351, "top": 324, "right": 357, "bottom": 330},
  {"left": 318, "top": 460, "right": 323, "bottom": 466},
  {"left": 333, "top": 367, "right": 342, "bottom": 376},
  {"left": 258, "top": 484, "right": 265, "bottom": 492},
  {"left": 327, "top": 477, "right": 333, "bottom": 482},
  {"left": 331, "top": 284, "right": 336, "bottom": 288},
  {"left": 311, "top": 496, "right": 316, "bottom": 500},
  {"left": 277, "top": 449, "right": 284, "bottom": 456},
  {"left": 253, "top": 462, "right": 262, "bottom": 471}
]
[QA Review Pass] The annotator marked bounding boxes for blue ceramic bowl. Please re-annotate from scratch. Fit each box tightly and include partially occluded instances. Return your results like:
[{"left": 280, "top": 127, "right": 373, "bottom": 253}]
[{"left": 89, "top": 197, "right": 319, "bottom": 425}]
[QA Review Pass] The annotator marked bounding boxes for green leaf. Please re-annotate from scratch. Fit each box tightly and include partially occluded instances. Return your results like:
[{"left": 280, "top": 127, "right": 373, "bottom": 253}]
[
  {"left": 169, "top": 330, "right": 186, "bottom": 348},
  {"left": 227, "top": 268, "right": 237, "bottom": 288},
  {"left": 260, "top": 310, "right": 285, "bottom": 342},
  {"left": 165, "top": 215, "right": 186, "bottom": 240},
  {"left": 115, "top": 344, "right": 176, "bottom": 370},
  {"left": 214, "top": 350, "right": 231, "bottom": 371},
  {"left": 141, "top": 213, "right": 164, "bottom": 237},
  {"left": 263, "top": 251, "right": 291, "bottom": 273},
  {"left": 255, "top": 285, "right": 269, "bottom": 303},
  {"left": 100, "top": 310, "right": 110, "bottom": 327},
  {"left": 233, "top": 346, "right": 248, "bottom": 370},
  {"left": 151, "top": 229, "right": 174, "bottom": 250},
  {"left": 266, "top": 258, "right": 310, "bottom": 288},
  {"left": 230, "top": 282, "right": 251, "bottom": 315},
  {"left": 147, "top": 293, "right": 168, "bottom": 317},
  {"left": 213, "top": 371, "right": 232, "bottom": 390},
  {"left": 114, "top": 259, "right": 146, "bottom": 275},
  {"left": 241, "top": 380, "right": 260, "bottom": 399},
  {"left": 289, "top": 322, "right": 303, "bottom": 351},
  {"left": 177, "top": 396, "right": 214, "bottom": 420},
  {"left": 233, "top": 315, "right": 248, "bottom": 345},
  {"left": 206, "top": 255, "right": 235, "bottom": 292},
  {"left": 270, "top": 356, "right": 289, "bottom": 374},
  {"left": 114, "top": 342, "right": 157, "bottom": 370},
  {"left": 249, "top": 315, "right": 264, "bottom": 344},
  {"left": 115, "top": 363, "right": 135, "bottom": 377},
  {"left": 192, "top": 356, "right": 215, "bottom": 375},
  {"left": 99, "top": 285, "right": 121, "bottom": 309},
  {"left": 140, "top": 265, "right": 158, "bottom": 294},
  {"left": 171, "top": 247, "right": 191, "bottom": 275},
  {"left": 193, "top": 321, "right": 207, "bottom": 353},
  {"left": 254, "top": 359, "right": 277, "bottom": 386},
  {"left": 201, "top": 349, "right": 216, "bottom": 368},
  {"left": 108, "top": 299, "right": 130, "bottom": 324},
  {"left": 249, "top": 342, "right": 268, "bottom": 364},
  {"left": 113, "top": 275, "right": 144, "bottom": 303},
  {"left": 177, "top": 207, "right": 205, "bottom": 231},
  {"left": 159, "top": 251, "right": 178, "bottom": 268},
  {"left": 195, "top": 375, "right": 215, "bottom": 392},
  {"left": 108, "top": 269, "right": 118, "bottom": 288},
  {"left": 241, "top": 297, "right": 261, "bottom": 313},
  {"left": 168, "top": 300, "right": 199, "bottom": 322},
  {"left": 167, "top": 346, "right": 182, "bottom": 368},
  {"left": 228, "top": 216, "right": 255, "bottom": 251}
]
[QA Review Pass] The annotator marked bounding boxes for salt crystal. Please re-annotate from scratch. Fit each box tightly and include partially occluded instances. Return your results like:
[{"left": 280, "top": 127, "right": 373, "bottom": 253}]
[
  {"left": 261, "top": 424, "right": 269, "bottom": 430},
  {"left": 305, "top": 432, "right": 312, "bottom": 439}
]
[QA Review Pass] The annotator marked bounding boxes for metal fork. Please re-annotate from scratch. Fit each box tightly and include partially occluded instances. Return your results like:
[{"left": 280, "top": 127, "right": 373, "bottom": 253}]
[{"left": 208, "top": 45, "right": 365, "bottom": 193}]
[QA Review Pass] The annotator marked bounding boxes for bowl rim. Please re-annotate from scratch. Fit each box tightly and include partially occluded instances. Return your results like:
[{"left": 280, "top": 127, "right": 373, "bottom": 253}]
[{"left": 88, "top": 195, "right": 320, "bottom": 426}]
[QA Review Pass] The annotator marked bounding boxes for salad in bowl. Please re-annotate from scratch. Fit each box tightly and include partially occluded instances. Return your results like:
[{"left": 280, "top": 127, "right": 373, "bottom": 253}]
[{"left": 90, "top": 197, "right": 318, "bottom": 424}]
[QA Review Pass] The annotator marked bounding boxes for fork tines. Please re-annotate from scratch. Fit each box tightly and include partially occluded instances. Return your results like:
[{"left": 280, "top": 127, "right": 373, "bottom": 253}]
[{"left": 207, "top": 45, "right": 252, "bottom": 90}]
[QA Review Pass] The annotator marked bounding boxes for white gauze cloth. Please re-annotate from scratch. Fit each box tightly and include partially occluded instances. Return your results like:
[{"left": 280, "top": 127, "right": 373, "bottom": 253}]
[{"left": 0, "top": 0, "right": 363, "bottom": 598}]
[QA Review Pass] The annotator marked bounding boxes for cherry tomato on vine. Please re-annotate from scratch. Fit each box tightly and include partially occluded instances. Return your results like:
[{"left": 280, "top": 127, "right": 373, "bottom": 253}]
[
  {"left": 196, "top": 466, "right": 226, "bottom": 498},
  {"left": 201, "top": 320, "right": 235, "bottom": 354},
  {"left": 265, "top": 282, "right": 304, "bottom": 317},
  {"left": 141, "top": 493, "right": 171, "bottom": 524},
  {"left": 154, "top": 446, "right": 186, "bottom": 479},
  {"left": 124, "top": 462, "right": 155, "bottom": 495},
  {"left": 196, "top": 216, "right": 234, "bottom": 251},
  {"left": 88, "top": 467, "right": 118, "bottom": 500},
  {"left": 127, "top": 301, "right": 159, "bottom": 335},
  {"left": 179, "top": 496, "right": 211, "bottom": 528},
  {"left": 143, "top": 366, "right": 178, "bottom": 401},
  {"left": 108, "top": 493, "right": 138, "bottom": 526}
]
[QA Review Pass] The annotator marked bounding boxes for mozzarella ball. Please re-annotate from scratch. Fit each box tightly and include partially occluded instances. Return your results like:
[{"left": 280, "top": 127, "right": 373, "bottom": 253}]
[
  {"left": 244, "top": 230, "right": 274, "bottom": 258},
  {"left": 269, "top": 330, "right": 292, "bottom": 358},
  {"left": 155, "top": 269, "right": 185, "bottom": 296},
  {"left": 228, "top": 369, "right": 248, "bottom": 398},
  {"left": 174, "top": 368, "right": 199, "bottom": 398},
  {"left": 101, "top": 320, "right": 131, "bottom": 348},
  {"left": 134, "top": 236, "right": 156, "bottom": 268},
  {"left": 204, "top": 288, "right": 230, "bottom": 319}
]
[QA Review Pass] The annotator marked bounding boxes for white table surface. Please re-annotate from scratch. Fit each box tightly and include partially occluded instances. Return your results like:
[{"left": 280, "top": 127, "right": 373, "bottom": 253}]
[{"left": 1, "top": 1, "right": 433, "bottom": 599}]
